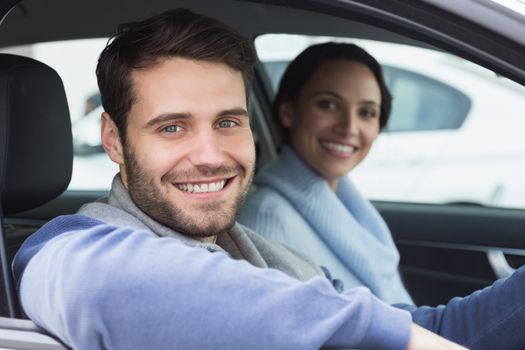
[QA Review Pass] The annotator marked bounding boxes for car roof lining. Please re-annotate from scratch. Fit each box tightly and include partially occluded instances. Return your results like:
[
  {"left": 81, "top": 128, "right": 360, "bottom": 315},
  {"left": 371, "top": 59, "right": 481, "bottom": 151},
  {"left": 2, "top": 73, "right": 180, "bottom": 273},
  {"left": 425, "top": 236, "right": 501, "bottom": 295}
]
[
  {"left": 1, "top": 0, "right": 524, "bottom": 86},
  {"left": 0, "top": 0, "right": 427, "bottom": 47}
]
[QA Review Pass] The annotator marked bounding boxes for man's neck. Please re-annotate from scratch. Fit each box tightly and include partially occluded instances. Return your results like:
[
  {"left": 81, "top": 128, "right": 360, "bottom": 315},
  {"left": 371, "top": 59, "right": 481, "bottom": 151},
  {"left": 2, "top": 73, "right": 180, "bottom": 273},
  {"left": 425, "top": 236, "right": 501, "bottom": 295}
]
[{"left": 198, "top": 235, "right": 218, "bottom": 245}]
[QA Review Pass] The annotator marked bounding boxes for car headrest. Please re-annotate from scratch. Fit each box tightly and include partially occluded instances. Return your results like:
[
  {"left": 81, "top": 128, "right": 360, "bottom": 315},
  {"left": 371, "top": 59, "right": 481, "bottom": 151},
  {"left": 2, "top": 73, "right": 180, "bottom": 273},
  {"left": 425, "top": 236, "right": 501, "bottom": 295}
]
[{"left": 0, "top": 54, "right": 72, "bottom": 216}]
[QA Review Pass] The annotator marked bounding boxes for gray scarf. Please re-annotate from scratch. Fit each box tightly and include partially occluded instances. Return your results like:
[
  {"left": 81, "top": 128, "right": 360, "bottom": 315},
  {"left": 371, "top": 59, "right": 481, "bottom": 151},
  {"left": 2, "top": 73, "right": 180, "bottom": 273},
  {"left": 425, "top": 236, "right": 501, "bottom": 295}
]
[{"left": 78, "top": 175, "right": 322, "bottom": 282}]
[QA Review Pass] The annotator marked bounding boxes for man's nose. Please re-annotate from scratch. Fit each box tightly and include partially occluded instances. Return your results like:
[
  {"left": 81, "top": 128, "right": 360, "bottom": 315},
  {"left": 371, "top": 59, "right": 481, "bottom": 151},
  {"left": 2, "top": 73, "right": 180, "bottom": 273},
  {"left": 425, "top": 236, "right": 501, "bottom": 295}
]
[{"left": 189, "top": 128, "right": 225, "bottom": 168}]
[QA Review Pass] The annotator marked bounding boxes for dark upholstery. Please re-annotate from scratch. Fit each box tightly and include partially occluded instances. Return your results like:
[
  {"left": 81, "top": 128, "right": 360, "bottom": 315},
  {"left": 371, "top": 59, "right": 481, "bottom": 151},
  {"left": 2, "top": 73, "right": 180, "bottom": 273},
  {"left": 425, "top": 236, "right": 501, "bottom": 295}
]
[{"left": 0, "top": 54, "right": 72, "bottom": 215}]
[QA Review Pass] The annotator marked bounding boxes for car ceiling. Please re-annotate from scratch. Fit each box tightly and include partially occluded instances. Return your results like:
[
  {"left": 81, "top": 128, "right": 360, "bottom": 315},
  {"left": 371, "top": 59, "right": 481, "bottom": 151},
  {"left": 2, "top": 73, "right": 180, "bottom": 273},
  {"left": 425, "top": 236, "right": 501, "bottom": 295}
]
[
  {"left": 0, "top": 0, "right": 524, "bottom": 85},
  {"left": 0, "top": 0, "right": 425, "bottom": 46}
]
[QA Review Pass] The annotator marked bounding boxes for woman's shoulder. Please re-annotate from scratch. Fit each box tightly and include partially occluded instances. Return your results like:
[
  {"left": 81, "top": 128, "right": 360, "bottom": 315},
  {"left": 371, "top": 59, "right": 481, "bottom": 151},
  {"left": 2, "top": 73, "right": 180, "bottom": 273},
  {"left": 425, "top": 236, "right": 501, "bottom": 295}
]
[
  {"left": 242, "top": 185, "right": 296, "bottom": 217},
  {"left": 239, "top": 185, "right": 308, "bottom": 237}
]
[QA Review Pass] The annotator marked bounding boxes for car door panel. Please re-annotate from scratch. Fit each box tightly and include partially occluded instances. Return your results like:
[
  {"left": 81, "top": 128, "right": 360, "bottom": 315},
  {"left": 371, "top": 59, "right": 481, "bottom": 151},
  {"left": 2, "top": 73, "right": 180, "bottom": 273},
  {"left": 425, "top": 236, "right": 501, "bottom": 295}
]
[{"left": 375, "top": 201, "right": 525, "bottom": 306}]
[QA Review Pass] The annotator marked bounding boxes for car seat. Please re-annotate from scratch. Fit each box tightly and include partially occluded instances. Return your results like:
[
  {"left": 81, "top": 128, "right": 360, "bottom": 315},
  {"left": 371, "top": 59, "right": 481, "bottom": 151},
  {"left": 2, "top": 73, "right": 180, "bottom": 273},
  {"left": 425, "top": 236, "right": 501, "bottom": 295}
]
[{"left": 0, "top": 54, "right": 72, "bottom": 318}]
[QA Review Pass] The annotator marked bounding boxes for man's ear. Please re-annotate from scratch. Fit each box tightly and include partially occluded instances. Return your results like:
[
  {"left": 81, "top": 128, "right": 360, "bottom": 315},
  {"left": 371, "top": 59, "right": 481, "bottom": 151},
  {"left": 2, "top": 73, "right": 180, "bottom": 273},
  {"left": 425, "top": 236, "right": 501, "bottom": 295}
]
[
  {"left": 278, "top": 102, "right": 294, "bottom": 128},
  {"left": 101, "top": 112, "right": 124, "bottom": 165}
]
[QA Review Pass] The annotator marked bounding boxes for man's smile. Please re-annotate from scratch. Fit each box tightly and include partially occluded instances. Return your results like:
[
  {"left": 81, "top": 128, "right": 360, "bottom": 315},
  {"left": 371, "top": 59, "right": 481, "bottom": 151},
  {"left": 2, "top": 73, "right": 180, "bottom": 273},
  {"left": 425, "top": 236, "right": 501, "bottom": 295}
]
[{"left": 174, "top": 178, "right": 232, "bottom": 194}]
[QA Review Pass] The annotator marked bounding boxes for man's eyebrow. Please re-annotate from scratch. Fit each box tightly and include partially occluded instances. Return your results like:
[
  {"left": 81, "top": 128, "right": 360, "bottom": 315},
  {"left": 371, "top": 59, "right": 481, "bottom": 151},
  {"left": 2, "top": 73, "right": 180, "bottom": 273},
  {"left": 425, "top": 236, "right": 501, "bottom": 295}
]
[
  {"left": 145, "top": 108, "right": 248, "bottom": 128},
  {"left": 218, "top": 108, "right": 249, "bottom": 118},
  {"left": 145, "top": 113, "right": 191, "bottom": 128}
]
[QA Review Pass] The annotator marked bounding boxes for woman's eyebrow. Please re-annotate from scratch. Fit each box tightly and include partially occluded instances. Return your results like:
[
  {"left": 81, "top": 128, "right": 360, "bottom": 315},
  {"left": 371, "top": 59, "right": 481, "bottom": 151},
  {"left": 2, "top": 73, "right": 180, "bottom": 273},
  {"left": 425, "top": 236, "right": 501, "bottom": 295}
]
[
  {"left": 309, "top": 91, "right": 380, "bottom": 106},
  {"left": 308, "top": 90, "right": 345, "bottom": 100},
  {"left": 360, "top": 100, "right": 380, "bottom": 106}
]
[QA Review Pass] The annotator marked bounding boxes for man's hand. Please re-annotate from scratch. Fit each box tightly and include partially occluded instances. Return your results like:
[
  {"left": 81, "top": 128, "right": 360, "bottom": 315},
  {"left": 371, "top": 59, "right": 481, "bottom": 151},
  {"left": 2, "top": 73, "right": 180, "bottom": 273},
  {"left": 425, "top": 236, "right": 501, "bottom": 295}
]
[{"left": 407, "top": 324, "right": 468, "bottom": 350}]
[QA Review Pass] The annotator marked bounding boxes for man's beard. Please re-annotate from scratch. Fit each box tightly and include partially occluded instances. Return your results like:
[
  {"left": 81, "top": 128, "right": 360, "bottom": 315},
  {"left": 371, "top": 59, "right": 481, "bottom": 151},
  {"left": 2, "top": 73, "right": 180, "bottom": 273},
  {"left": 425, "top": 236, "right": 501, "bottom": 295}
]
[{"left": 123, "top": 146, "right": 253, "bottom": 239}]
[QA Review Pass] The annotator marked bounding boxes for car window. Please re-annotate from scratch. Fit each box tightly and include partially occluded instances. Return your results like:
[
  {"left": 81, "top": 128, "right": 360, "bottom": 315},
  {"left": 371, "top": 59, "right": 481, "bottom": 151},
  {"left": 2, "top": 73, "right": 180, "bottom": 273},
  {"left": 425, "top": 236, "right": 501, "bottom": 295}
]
[
  {"left": 255, "top": 34, "right": 525, "bottom": 209},
  {"left": 382, "top": 65, "right": 471, "bottom": 132},
  {"left": 0, "top": 38, "right": 118, "bottom": 191}
]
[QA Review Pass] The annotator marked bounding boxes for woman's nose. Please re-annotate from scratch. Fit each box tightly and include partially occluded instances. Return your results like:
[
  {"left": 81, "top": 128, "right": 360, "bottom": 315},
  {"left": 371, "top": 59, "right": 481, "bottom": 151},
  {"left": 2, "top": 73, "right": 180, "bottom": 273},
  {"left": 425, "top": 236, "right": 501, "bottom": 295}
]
[{"left": 335, "top": 110, "right": 358, "bottom": 136}]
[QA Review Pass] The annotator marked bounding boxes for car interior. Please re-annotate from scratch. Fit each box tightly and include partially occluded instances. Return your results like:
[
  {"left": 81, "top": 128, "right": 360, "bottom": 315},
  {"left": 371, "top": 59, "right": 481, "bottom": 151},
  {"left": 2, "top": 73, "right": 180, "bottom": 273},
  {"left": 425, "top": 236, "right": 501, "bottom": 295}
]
[{"left": 0, "top": 0, "right": 525, "bottom": 348}]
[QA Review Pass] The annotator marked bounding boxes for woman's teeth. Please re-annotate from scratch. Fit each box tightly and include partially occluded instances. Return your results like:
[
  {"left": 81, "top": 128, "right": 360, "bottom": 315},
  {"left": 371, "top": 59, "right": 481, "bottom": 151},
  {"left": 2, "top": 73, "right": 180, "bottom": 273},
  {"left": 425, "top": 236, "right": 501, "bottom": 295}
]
[{"left": 321, "top": 141, "right": 355, "bottom": 153}]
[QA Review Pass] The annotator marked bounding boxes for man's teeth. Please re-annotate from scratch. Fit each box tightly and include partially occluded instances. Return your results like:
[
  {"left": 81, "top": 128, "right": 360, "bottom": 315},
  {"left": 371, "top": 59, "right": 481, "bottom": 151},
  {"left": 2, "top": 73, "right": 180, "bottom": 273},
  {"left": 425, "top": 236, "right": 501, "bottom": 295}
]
[
  {"left": 176, "top": 180, "right": 226, "bottom": 193},
  {"left": 322, "top": 141, "right": 355, "bottom": 153}
]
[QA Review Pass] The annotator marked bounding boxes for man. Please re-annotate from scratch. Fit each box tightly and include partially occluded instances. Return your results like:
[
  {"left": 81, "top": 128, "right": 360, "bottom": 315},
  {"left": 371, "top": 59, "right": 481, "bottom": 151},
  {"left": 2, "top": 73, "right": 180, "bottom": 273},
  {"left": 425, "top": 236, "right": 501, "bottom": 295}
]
[{"left": 13, "top": 8, "right": 518, "bottom": 350}]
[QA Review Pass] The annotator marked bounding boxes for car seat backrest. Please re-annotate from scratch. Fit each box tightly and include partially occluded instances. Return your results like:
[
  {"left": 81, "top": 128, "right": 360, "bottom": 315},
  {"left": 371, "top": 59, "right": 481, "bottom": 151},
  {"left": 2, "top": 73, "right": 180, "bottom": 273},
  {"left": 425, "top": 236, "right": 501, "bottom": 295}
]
[
  {"left": 0, "top": 54, "right": 72, "bottom": 317},
  {"left": 0, "top": 54, "right": 72, "bottom": 215}
]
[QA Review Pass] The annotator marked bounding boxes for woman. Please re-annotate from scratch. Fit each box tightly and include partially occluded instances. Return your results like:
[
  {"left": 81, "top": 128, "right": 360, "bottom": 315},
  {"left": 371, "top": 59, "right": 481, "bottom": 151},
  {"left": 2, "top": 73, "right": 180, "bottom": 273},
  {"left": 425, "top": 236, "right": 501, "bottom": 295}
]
[{"left": 239, "top": 42, "right": 412, "bottom": 304}]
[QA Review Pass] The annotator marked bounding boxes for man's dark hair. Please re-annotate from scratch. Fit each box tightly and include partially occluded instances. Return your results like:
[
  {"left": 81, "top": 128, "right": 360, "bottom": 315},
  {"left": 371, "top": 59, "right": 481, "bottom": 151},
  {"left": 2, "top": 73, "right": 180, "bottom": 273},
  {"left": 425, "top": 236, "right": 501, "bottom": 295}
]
[
  {"left": 273, "top": 42, "right": 392, "bottom": 146},
  {"left": 97, "top": 8, "right": 256, "bottom": 143}
]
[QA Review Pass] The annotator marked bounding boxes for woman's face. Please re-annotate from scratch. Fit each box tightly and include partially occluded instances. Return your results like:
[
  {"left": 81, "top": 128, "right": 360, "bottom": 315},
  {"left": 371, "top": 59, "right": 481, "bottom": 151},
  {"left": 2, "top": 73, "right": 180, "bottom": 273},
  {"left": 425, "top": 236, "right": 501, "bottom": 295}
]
[{"left": 280, "top": 60, "right": 381, "bottom": 190}]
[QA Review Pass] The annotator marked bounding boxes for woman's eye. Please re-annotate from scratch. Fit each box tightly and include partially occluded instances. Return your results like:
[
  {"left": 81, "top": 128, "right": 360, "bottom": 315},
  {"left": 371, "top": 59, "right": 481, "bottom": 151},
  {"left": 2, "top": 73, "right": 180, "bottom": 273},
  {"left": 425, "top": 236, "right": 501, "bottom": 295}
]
[
  {"left": 217, "top": 120, "right": 238, "bottom": 128},
  {"left": 163, "top": 125, "right": 182, "bottom": 133},
  {"left": 360, "top": 108, "right": 378, "bottom": 118},
  {"left": 317, "top": 99, "right": 339, "bottom": 111}
]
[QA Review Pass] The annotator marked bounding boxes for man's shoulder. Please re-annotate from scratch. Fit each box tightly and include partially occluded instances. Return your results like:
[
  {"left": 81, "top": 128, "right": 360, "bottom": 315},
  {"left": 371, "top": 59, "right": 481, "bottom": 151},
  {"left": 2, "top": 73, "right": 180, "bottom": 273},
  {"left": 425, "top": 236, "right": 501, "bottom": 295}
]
[
  {"left": 236, "top": 223, "right": 323, "bottom": 281},
  {"left": 12, "top": 214, "right": 105, "bottom": 283},
  {"left": 18, "top": 214, "right": 106, "bottom": 251},
  {"left": 78, "top": 201, "right": 148, "bottom": 231}
]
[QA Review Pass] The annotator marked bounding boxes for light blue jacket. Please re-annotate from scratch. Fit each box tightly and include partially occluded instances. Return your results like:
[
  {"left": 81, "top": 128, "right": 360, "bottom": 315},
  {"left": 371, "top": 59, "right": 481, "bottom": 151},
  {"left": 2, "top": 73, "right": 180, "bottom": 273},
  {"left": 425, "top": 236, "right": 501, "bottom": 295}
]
[{"left": 239, "top": 146, "right": 412, "bottom": 304}]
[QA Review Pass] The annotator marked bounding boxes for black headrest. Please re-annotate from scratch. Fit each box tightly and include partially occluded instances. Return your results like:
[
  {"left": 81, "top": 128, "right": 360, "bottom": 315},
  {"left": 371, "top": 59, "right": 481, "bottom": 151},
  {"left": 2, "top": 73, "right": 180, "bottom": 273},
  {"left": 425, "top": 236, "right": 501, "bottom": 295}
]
[{"left": 0, "top": 54, "right": 72, "bottom": 216}]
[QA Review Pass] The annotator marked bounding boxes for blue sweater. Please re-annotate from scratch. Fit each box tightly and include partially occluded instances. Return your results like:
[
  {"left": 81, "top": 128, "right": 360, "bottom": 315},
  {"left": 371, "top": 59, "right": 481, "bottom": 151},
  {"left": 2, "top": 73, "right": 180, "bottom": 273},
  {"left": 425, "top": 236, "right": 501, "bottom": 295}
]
[
  {"left": 15, "top": 215, "right": 525, "bottom": 349},
  {"left": 14, "top": 177, "right": 525, "bottom": 348},
  {"left": 14, "top": 214, "right": 411, "bottom": 350},
  {"left": 239, "top": 146, "right": 412, "bottom": 304}
]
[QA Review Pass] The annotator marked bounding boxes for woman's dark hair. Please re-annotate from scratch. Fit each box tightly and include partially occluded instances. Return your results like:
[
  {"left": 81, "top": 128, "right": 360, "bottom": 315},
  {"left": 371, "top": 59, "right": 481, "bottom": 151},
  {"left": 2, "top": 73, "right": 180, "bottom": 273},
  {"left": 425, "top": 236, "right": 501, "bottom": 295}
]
[
  {"left": 273, "top": 42, "right": 391, "bottom": 145},
  {"left": 97, "top": 8, "right": 256, "bottom": 144}
]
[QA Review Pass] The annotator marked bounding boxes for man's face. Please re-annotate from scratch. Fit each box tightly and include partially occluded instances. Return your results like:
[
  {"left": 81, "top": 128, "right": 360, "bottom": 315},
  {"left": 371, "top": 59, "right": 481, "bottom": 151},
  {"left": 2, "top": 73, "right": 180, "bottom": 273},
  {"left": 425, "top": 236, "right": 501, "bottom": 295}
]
[{"left": 103, "top": 58, "right": 255, "bottom": 240}]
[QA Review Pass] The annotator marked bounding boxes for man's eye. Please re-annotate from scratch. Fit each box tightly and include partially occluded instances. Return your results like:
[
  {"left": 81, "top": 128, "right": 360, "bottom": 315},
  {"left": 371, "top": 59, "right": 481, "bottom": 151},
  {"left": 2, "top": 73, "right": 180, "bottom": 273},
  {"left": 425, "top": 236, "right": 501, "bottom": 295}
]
[
  {"left": 217, "top": 120, "right": 238, "bottom": 128},
  {"left": 163, "top": 125, "right": 182, "bottom": 133}
]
